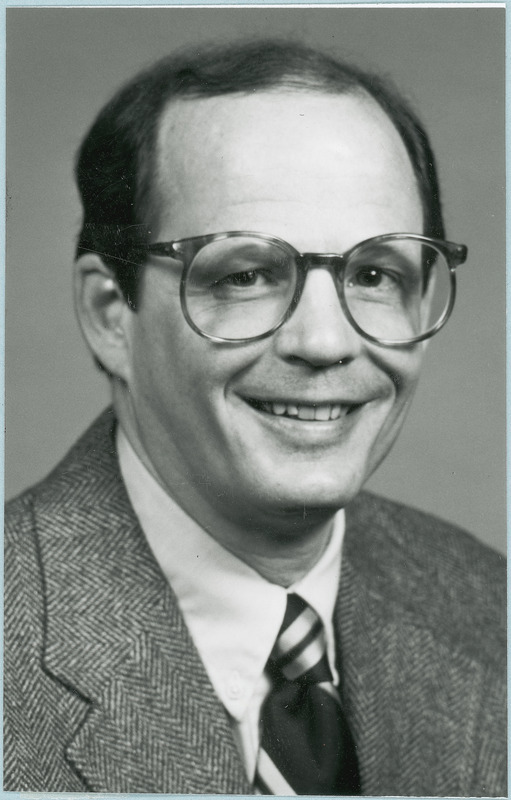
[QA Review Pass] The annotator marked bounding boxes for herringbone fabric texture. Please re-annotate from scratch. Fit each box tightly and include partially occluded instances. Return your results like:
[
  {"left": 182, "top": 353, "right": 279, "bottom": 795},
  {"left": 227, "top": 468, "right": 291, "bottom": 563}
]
[
  {"left": 4, "top": 409, "right": 507, "bottom": 795},
  {"left": 255, "top": 594, "right": 360, "bottom": 796}
]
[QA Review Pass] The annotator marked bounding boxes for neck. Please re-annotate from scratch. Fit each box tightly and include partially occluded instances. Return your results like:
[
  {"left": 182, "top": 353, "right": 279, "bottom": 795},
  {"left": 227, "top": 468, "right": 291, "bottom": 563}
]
[{"left": 218, "top": 517, "right": 336, "bottom": 586}]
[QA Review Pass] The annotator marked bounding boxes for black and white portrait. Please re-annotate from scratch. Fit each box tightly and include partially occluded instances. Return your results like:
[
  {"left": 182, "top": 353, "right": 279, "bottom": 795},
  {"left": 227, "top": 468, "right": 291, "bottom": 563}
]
[{"left": 5, "top": 6, "right": 506, "bottom": 796}]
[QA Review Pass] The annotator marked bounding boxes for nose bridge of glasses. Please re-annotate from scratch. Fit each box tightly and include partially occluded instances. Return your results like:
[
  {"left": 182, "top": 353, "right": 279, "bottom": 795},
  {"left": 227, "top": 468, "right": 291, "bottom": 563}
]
[
  {"left": 294, "top": 253, "right": 346, "bottom": 308},
  {"left": 292, "top": 252, "right": 349, "bottom": 325},
  {"left": 298, "top": 252, "right": 345, "bottom": 274},
  {"left": 293, "top": 252, "right": 349, "bottom": 317}
]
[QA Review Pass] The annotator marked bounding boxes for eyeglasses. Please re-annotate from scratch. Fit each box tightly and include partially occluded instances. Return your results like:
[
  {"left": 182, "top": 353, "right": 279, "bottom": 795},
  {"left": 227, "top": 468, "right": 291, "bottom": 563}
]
[{"left": 136, "top": 231, "right": 467, "bottom": 347}]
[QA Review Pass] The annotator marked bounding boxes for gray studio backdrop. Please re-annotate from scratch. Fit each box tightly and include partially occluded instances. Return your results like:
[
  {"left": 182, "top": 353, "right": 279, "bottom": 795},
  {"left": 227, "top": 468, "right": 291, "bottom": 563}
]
[{"left": 6, "top": 7, "right": 506, "bottom": 554}]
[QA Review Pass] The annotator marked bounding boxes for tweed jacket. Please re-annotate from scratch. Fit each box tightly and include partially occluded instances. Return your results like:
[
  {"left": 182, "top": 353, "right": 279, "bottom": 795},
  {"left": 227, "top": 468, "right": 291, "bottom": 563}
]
[{"left": 4, "top": 409, "right": 506, "bottom": 796}]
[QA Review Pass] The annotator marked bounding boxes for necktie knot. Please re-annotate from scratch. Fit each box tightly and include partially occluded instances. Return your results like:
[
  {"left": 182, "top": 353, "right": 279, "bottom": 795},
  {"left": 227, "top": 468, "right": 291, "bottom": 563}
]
[{"left": 267, "top": 593, "right": 333, "bottom": 685}]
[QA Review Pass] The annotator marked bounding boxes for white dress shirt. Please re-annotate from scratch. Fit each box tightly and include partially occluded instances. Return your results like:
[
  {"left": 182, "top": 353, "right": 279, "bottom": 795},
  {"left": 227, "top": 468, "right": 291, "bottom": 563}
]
[{"left": 117, "top": 428, "right": 345, "bottom": 781}]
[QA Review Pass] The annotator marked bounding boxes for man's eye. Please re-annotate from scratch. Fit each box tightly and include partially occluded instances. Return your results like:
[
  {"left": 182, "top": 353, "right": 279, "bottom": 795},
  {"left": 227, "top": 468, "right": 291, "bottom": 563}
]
[
  {"left": 353, "top": 268, "right": 384, "bottom": 287},
  {"left": 348, "top": 266, "right": 399, "bottom": 290},
  {"left": 217, "top": 269, "right": 259, "bottom": 287},
  {"left": 212, "top": 267, "right": 277, "bottom": 290}
]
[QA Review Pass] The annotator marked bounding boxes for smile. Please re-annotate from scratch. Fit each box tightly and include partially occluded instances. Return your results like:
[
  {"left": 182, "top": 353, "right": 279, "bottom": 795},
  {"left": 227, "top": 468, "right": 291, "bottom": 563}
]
[{"left": 247, "top": 399, "right": 359, "bottom": 421}]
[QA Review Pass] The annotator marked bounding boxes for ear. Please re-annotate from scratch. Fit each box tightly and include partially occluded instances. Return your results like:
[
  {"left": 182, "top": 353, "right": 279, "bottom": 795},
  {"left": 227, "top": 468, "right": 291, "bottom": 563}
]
[{"left": 74, "top": 253, "right": 134, "bottom": 381}]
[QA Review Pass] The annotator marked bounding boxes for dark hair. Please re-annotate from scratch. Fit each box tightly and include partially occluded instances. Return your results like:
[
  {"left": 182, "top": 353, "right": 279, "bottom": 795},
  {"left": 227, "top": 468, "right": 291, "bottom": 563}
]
[{"left": 75, "top": 39, "right": 445, "bottom": 308}]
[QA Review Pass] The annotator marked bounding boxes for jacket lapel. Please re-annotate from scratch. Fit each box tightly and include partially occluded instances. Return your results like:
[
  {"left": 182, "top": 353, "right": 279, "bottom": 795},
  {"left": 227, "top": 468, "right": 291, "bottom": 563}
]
[
  {"left": 337, "top": 493, "right": 488, "bottom": 797},
  {"left": 35, "top": 410, "right": 251, "bottom": 794}
]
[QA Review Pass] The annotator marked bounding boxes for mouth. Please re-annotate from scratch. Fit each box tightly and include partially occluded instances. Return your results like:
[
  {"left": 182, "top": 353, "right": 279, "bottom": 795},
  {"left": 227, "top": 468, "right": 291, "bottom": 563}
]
[{"left": 246, "top": 399, "right": 361, "bottom": 422}]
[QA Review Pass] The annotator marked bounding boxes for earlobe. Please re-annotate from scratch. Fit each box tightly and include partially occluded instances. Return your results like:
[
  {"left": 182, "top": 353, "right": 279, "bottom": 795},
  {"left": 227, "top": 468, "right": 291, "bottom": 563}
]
[{"left": 74, "top": 253, "right": 133, "bottom": 381}]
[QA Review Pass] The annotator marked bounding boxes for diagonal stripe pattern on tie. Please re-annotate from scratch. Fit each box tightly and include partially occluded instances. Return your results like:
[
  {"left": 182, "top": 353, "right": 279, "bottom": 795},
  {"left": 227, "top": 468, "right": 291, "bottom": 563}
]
[{"left": 255, "top": 593, "right": 361, "bottom": 796}]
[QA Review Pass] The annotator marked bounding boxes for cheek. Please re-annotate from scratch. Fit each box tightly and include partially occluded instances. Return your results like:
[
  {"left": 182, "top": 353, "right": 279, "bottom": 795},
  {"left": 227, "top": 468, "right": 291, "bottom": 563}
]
[
  {"left": 127, "top": 301, "right": 246, "bottom": 424},
  {"left": 131, "top": 273, "right": 202, "bottom": 379},
  {"left": 373, "top": 347, "right": 424, "bottom": 410},
  {"left": 362, "top": 350, "right": 424, "bottom": 475},
  {"left": 125, "top": 294, "right": 187, "bottom": 415}
]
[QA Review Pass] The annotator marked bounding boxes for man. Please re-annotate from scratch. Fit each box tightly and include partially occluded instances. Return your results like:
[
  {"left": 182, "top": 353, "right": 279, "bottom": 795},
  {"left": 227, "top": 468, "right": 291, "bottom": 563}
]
[{"left": 4, "top": 40, "right": 505, "bottom": 796}]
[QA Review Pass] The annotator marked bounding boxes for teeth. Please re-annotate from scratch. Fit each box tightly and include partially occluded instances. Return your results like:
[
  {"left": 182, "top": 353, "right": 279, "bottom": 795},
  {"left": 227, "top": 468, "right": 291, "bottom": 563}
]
[
  {"left": 298, "top": 405, "right": 315, "bottom": 420},
  {"left": 314, "top": 405, "right": 332, "bottom": 421},
  {"left": 263, "top": 401, "right": 347, "bottom": 421}
]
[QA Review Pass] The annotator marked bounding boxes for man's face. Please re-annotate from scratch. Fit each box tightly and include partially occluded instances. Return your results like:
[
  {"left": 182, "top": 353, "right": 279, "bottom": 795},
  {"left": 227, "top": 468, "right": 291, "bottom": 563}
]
[{"left": 121, "top": 90, "right": 425, "bottom": 530}]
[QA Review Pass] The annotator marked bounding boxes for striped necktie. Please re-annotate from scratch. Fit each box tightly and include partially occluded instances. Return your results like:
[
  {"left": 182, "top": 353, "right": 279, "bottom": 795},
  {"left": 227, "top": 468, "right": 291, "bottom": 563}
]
[{"left": 255, "top": 593, "right": 361, "bottom": 795}]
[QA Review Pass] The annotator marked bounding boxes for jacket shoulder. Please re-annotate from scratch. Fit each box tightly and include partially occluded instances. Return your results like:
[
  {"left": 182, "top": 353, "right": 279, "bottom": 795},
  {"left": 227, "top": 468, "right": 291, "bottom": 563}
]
[
  {"left": 4, "top": 490, "right": 84, "bottom": 789},
  {"left": 4, "top": 412, "right": 118, "bottom": 791},
  {"left": 5, "top": 488, "right": 38, "bottom": 557},
  {"left": 345, "top": 491, "right": 506, "bottom": 662}
]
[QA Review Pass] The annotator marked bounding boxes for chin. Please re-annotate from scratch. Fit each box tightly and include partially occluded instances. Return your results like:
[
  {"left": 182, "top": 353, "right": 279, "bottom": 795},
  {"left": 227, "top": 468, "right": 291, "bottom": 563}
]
[{"left": 258, "top": 466, "right": 368, "bottom": 517}]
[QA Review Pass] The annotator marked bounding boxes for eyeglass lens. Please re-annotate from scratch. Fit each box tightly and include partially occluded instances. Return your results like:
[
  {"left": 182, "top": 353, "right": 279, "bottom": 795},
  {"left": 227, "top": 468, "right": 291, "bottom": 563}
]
[{"left": 183, "top": 235, "right": 452, "bottom": 343}]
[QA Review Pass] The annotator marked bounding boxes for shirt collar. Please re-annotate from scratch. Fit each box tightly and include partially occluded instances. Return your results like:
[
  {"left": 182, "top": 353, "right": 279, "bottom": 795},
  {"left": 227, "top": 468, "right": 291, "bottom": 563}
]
[{"left": 117, "top": 427, "right": 345, "bottom": 720}]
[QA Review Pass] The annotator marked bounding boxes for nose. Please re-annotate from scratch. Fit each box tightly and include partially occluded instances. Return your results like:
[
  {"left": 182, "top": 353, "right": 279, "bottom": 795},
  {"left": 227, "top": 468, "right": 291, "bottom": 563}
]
[{"left": 273, "top": 266, "right": 363, "bottom": 367}]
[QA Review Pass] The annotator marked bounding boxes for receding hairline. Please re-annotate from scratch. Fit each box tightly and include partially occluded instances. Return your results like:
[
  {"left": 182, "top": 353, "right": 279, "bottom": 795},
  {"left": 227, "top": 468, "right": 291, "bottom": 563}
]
[{"left": 146, "top": 81, "right": 417, "bottom": 234}]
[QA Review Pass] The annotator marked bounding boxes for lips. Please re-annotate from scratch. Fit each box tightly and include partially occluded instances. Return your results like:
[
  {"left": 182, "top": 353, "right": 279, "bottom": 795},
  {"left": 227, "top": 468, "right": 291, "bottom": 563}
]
[{"left": 247, "top": 399, "right": 359, "bottom": 421}]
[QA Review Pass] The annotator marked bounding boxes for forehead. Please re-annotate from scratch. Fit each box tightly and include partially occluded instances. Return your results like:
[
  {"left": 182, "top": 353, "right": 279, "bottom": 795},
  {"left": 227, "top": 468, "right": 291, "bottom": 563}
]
[{"left": 153, "top": 89, "right": 421, "bottom": 242}]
